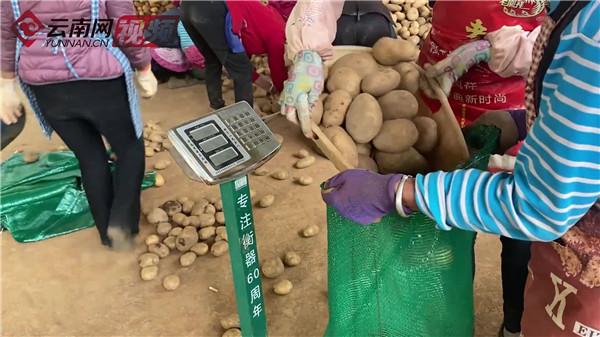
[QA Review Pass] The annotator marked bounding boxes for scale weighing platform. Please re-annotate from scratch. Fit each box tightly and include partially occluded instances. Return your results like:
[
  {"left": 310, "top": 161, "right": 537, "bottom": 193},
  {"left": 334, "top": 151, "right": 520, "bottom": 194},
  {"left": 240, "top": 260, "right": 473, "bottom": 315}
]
[
  {"left": 168, "top": 101, "right": 280, "bottom": 185},
  {"left": 168, "top": 102, "right": 279, "bottom": 337}
]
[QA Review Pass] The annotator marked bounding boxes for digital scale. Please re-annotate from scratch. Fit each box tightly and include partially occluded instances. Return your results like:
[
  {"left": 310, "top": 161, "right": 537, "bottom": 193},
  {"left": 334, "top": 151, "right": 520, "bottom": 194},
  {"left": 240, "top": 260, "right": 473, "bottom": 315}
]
[
  {"left": 168, "top": 101, "right": 281, "bottom": 184},
  {"left": 169, "top": 102, "right": 278, "bottom": 337}
]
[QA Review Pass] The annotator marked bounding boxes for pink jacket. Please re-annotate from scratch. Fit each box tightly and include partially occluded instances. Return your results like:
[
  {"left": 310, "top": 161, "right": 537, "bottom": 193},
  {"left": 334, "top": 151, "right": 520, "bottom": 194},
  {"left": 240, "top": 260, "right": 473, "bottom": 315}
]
[{"left": 0, "top": 0, "right": 150, "bottom": 85}]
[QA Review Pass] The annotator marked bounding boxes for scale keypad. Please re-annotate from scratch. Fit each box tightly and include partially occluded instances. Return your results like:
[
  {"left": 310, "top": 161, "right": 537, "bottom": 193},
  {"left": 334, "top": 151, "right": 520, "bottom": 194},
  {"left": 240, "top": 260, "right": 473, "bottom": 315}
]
[{"left": 224, "top": 111, "right": 270, "bottom": 152}]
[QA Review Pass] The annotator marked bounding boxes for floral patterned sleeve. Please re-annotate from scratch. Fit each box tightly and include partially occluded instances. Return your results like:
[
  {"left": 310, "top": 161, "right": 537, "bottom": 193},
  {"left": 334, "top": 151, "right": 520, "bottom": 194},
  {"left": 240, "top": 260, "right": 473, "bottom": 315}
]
[{"left": 285, "top": 0, "right": 344, "bottom": 61}]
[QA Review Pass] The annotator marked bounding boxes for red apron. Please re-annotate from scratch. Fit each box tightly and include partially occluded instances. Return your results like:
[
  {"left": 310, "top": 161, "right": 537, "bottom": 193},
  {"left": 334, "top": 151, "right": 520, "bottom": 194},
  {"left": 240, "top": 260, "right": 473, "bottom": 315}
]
[
  {"left": 521, "top": 208, "right": 600, "bottom": 337},
  {"left": 418, "top": 1, "right": 545, "bottom": 126}
]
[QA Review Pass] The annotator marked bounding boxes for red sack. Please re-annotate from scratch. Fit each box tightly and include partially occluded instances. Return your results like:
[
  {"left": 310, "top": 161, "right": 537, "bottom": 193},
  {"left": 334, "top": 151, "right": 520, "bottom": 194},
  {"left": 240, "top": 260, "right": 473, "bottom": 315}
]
[{"left": 418, "top": 1, "right": 545, "bottom": 126}]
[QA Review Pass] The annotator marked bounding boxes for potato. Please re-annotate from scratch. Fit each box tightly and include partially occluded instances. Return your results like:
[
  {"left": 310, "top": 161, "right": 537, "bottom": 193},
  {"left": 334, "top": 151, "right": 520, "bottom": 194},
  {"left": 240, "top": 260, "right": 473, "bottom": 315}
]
[
  {"left": 176, "top": 226, "right": 199, "bottom": 252},
  {"left": 283, "top": 251, "right": 302, "bottom": 267},
  {"left": 215, "top": 212, "right": 225, "bottom": 225},
  {"left": 372, "top": 37, "right": 418, "bottom": 65},
  {"left": 301, "top": 225, "right": 320, "bottom": 238},
  {"left": 162, "top": 200, "right": 182, "bottom": 216},
  {"left": 211, "top": 241, "right": 229, "bottom": 257},
  {"left": 163, "top": 235, "right": 176, "bottom": 249},
  {"left": 408, "top": 36, "right": 421, "bottom": 46},
  {"left": 154, "top": 159, "right": 171, "bottom": 170},
  {"left": 322, "top": 126, "right": 359, "bottom": 167},
  {"left": 156, "top": 222, "right": 172, "bottom": 236},
  {"left": 144, "top": 147, "right": 154, "bottom": 157},
  {"left": 190, "top": 242, "right": 209, "bottom": 256},
  {"left": 205, "top": 204, "right": 217, "bottom": 215},
  {"left": 258, "top": 194, "right": 275, "bottom": 208},
  {"left": 262, "top": 257, "right": 285, "bottom": 278},
  {"left": 138, "top": 253, "right": 159, "bottom": 268},
  {"left": 168, "top": 227, "right": 183, "bottom": 237},
  {"left": 252, "top": 167, "right": 269, "bottom": 176},
  {"left": 413, "top": 116, "right": 438, "bottom": 153},
  {"left": 220, "top": 314, "right": 240, "bottom": 330},
  {"left": 182, "top": 200, "right": 195, "bottom": 214},
  {"left": 373, "top": 119, "right": 419, "bottom": 153},
  {"left": 326, "top": 67, "right": 361, "bottom": 97},
  {"left": 295, "top": 156, "right": 316, "bottom": 169},
  {"left": 172, "top": 213, "right": 187, "bottom": 226},
  {"left": 190, "top": 199, "right": 209, "bottom": 215},
  {"left": 145, "top": 234, "right": 160, "bottom": 246},
  {"left": 323, "top": 90, "right": 352, "bottom": 127},
  {"left": 148, "top": 243, "right": 170, "bottom": 258},
  {"left": 361, "top": 68, "right": 402, "bottom": 97},
  {"left": 162, "top": 274, "right": 180, "bottom": 291},
  {"left": 329, "top": 52, "right": 378, "bottom": 78},
  {"left": 201, "top": 213, "right": 218, "bottom": 227},
  {"left": 375, "top": 147, "right": 429, "bottom": 174},
  {"left": 147, "top": 208, "right": 168, "bottom": 224},
  {"left": 140, "top": 266, "right": 159, "bottom": 281},
  {"left": 23, "top": 151, "right": 39, "bottom": 163},
  {"left": 180, "top": 252, "right": 197, "bottom": 267},
  {"left": 215, "top": 226, "right": 228, "bottom": 241},
  {"left": 215, "top": 200, "right": 223, "bottom": 211},
  {"left": 270, "top": 169, "right": 289, "bottom": 180},
  {"left": 294, "top": 176, "right": 313, "bottom": 186},
  {"left": 356, "top": 143, "right": 372, "bottom": 156},
  {"left": 357, "top": 155, "right": 379, "bottom": 172},
  {"left": 273, "top": 279, "right": 293, "bottom": 296},
  {"left": 199, "top": 226, "right": 216, "bottom": 240},
  {"left": 406, "top": 7, "right": 419, "bottom": 20},
  {"left": 345, "top": 93, "right": 383, "bottom": 143},
  {"left": 154, "top": 173, "right": 165, "bottom": 187},
  {"left": 290, "top": 150, "right": 309, "bottom": 160},
  {"left": 162, "top": 139, "right": 172, "bottom": 149},
  {"left": 394, "top": 63, "right": 419, "bottom": 94},
  {"left": 222, "top": 329, "right": 242, "bottom": 337},
  {"left": 177, "top": 196, "right": 190, "bottom": 204},
  {"left": 378, "top": 90, "right": 418, "bottom": 120},
  {"left": 311, "top": 99, "right": 324, "bottom": 124}
]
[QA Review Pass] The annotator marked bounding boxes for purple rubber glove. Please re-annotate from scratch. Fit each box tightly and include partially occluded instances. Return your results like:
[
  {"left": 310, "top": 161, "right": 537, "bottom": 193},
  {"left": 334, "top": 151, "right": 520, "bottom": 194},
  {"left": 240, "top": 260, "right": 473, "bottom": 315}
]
[{"left": 321, "top": 169, "right": 405, "bottom": 225}]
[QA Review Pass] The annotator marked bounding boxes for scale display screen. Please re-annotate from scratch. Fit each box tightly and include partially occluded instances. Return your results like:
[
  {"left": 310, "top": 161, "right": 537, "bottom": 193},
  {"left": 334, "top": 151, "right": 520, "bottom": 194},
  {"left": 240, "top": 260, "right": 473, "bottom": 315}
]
[{"left": 168, "top": 101, "right": 281, "bottom": 184}]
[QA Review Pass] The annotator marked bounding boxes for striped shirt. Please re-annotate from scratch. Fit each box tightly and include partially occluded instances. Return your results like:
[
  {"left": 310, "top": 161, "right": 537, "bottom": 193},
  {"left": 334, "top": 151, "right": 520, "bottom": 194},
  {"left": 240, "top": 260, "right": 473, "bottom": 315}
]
[{"left": 415, "top": 3, "right": 600, "bottom": 242}]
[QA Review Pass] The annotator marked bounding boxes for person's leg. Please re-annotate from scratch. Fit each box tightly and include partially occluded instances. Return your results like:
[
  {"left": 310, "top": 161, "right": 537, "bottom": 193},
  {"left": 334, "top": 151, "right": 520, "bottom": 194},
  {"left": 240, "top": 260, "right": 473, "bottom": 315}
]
[
  {"left": 31, "top": 84, "right": 114, "bottom": 246},
  {"left": 500, "top": 236, "right": 531, "bottom": 335},
  {"left": 181, "top": 1, "right": 226, "bottom": 109},
  {"left": 223, "top": 52, "right": 254, "bottom": 106},
  {"left": 334, "top": 15, "right": 360, "bottom": 46},
  {"left": 87, "top": 78, "right": 145, "bottom": 245}
]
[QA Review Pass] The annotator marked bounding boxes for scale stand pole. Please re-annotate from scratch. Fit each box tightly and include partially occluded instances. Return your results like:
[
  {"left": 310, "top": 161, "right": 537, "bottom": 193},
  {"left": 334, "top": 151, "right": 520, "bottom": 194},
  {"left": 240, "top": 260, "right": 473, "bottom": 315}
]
[{"left": 220, "top": 175, "right": 268, "bottom": 337}]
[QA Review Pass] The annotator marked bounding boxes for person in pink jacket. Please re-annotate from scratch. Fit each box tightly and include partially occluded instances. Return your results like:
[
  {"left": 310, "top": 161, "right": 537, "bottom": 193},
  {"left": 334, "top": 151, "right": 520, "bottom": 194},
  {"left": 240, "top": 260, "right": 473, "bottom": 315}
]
[{"left": 0, "top": 0, "right": 158, "bottom": 249}]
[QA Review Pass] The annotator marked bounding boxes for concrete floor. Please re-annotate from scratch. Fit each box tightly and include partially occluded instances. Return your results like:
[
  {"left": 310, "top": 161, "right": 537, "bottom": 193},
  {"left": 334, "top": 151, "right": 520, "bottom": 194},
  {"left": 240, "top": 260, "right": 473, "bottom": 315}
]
[{"left": 1, "top": 83, "right": 503, "bottom": 337}]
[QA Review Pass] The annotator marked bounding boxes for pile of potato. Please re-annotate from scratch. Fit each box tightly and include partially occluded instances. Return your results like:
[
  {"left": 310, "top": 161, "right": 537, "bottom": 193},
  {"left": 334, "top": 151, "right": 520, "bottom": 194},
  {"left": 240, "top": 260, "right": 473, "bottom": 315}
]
[
  {"left": 143, "top": 121, "right": 171, "bottom": 157},
  {"left": 133, "top": 0, "right": 175, "bottom": 15},
  {"left": 316, "top": 37, "right": 438, "bottom": 175},
  {"left": 383, "top": 0, "right": 432, "bottom": 46},
  {"left": 139, "top": 196, "right": 229, "bottom": 289}
]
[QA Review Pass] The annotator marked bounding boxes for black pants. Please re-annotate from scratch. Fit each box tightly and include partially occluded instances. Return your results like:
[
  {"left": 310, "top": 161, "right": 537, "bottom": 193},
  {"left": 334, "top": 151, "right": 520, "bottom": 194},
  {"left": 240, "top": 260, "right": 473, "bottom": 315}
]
[
  {"left": 500, "top": 236, "right": 531, "bottom": 333},
  {"left": 180, "top": 1, "right": 253, "bottom": 110},
  {"left": 334, "top": 13, "right": 396, "bottom": 47},
  {"left": 30, "top": 77, "right": 145, "bottom": 245}
]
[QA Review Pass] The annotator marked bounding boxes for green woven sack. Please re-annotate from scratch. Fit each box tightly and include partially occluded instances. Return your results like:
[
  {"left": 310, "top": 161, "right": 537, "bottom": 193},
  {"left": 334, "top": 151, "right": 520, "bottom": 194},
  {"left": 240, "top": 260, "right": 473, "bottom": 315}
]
[
  {"left": 0, "top": 151, "right": 156, "bottom": 243},
  {"left": 325, "top": 125, "right": 500, "bottom": 337}
]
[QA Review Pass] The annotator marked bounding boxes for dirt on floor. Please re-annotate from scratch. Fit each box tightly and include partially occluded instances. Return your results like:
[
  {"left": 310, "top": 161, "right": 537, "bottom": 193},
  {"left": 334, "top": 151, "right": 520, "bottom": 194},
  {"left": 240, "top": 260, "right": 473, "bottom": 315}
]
[{"left": 1, "top": 83, "right": 502, "bottom": 337}]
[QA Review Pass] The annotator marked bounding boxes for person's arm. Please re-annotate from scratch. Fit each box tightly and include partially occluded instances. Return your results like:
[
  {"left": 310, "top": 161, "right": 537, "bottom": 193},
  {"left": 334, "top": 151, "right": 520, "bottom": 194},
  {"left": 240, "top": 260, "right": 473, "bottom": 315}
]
[
  {"left": 285, "top": 0, "right": 344, "bottom": 61},
  {"left": 1, "top": 0, "right": 16, "bottom": 77},
  {"left": 266, "top": 22, "right": 287, "bottom": 93},
  {"left": 486, "top": 25, "right": 541, "bottom": 79},
  {"left": 412, "top": 15, "right": 600, "bottom": 241},
  {"left": 106, "top": 0, "right": 151, "bottom": 70}
]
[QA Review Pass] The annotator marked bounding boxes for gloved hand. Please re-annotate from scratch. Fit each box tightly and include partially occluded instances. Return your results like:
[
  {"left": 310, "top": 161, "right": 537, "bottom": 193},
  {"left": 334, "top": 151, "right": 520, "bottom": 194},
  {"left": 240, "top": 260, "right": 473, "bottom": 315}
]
[
  {"left": 135, "top": 66, "right": 158, "bottom": 98},
  {"left": 1, "top": 78, "right": 23, "bottom": 125},
  {"left": 280, "top": 50, "right": 324, "bottom": 138},
  {"left": 420, "top": 39, "right": 491, "bottom": 97},
  {"left": 322, "top": 169, "right": 409, "bottom": 225},
  {"left": 254, "top": 74, "right": 275, "bottom": 94}
]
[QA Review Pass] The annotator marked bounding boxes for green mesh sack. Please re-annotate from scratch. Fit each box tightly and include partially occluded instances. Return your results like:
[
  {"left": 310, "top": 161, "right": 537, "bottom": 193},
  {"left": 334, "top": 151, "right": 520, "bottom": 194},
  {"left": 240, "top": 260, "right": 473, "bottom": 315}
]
[
  {"left": 325, "top": 125, "right": 500, "bottom": 337},
  {"left": 0, "top": 151, "right": 156, "bottom": 243}
]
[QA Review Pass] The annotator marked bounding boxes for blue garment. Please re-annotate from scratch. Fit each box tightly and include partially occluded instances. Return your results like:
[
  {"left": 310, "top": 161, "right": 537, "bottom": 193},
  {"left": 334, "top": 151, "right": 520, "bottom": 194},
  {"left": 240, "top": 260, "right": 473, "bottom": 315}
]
[
  {"left": 225, "top": 11, "right": 245, "bottom": 53},
  {"left": 10, "top": 0, "right": 143, "bottom": 138},
  {"left": 415, "top": 2, "right": 600, "bottom": 242}
]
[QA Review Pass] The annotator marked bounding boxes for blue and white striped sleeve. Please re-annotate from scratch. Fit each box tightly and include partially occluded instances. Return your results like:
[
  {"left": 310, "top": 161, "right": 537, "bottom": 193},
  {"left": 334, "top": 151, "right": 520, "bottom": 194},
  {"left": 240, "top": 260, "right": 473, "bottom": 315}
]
[{"left": 414, "top": 4, "right": 600, "bottom": 242}]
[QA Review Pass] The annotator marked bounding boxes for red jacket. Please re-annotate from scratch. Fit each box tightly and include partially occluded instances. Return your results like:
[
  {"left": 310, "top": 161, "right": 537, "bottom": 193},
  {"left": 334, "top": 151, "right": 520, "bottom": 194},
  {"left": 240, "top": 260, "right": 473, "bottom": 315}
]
[{"left": 226, "top": 0, "right": 287, "bottom": 93}]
